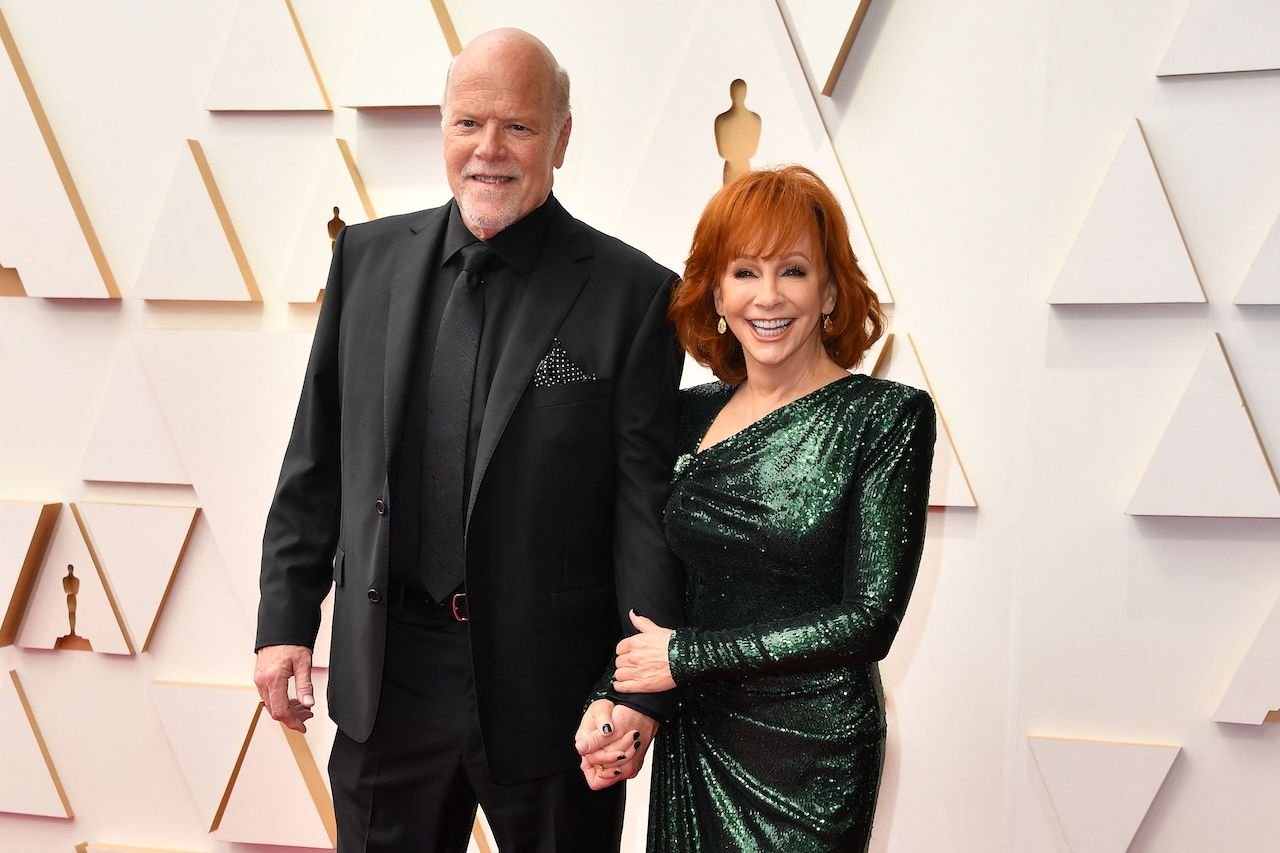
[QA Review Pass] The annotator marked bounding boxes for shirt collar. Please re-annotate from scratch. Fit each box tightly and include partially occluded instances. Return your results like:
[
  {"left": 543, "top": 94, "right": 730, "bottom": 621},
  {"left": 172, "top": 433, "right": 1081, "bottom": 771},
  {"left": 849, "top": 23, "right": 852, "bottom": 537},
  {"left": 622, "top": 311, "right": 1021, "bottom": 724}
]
[{"left": 442, "top": 194, "right": 557, "bottom": 275}]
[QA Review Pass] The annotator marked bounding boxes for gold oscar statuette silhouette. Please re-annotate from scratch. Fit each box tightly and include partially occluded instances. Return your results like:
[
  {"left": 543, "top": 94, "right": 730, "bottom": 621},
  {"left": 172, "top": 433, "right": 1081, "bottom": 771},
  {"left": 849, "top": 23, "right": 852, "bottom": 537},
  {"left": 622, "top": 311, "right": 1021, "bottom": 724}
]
[
  {"left": 328, "top": 206, "right": 346, "bottom": 252},
  {"left": 54, "top": 563, "right": 92, "bottom": 651},
  {"left": 714, "top": 79, "right": 761, "bottom": 186}
]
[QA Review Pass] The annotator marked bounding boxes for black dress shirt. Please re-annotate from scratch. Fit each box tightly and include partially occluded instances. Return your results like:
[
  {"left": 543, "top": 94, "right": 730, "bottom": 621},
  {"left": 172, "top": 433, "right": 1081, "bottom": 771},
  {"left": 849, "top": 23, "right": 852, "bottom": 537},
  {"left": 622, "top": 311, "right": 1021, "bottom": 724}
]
[{"left": 391, "top": 196, "right": 557, "bottom": 589}]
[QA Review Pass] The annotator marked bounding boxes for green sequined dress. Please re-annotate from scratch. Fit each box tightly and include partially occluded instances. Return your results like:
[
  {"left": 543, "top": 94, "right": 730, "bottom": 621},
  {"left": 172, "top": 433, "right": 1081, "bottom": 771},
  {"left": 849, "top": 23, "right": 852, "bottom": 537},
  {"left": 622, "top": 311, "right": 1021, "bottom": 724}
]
[{"left": 648, "top": 374, "right": 935, "bottom": 852}]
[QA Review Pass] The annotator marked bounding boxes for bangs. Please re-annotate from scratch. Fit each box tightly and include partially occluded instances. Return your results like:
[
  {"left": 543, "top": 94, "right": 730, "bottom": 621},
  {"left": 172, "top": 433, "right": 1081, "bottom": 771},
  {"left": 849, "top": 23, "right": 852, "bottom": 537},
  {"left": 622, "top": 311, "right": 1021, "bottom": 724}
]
[{"left": 717, "top": 174, "right": 823, "bottom": 267}]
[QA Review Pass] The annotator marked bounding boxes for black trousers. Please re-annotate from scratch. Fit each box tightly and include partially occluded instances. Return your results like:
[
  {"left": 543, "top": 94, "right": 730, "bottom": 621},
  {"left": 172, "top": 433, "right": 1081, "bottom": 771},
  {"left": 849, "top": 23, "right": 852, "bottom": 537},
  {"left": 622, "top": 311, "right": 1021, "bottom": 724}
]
[{"left": 328, "top": 591, "right": 626, "bottom": 852}]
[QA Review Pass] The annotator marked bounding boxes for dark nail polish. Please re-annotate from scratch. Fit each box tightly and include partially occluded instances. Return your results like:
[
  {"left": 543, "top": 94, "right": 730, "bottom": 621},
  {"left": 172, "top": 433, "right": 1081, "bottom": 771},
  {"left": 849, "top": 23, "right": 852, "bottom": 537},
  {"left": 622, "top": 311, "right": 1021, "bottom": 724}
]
[
  {"left": 602, "top": 723, "right": 613, "bottom": 735},
  {"left": 617, "top": 754, "right": 627, "bottom": 761},
  {"left": 614, "top": 769, "right": 622, "bottom": 776}
]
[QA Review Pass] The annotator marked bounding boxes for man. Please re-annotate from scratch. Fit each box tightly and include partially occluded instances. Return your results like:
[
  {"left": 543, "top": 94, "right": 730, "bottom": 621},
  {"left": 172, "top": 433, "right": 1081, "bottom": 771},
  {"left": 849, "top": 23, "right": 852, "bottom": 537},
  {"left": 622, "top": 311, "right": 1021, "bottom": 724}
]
[{"left": 253, "top": 28, "right": 683, "bottom": 852}]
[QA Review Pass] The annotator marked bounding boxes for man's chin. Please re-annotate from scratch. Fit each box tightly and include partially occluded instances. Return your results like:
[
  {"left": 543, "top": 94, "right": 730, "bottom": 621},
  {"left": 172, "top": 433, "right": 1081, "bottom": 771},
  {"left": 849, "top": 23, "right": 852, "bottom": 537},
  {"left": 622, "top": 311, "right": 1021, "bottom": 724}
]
[{"left": 459, "top": 202, "right": 520, "bottom": 237}]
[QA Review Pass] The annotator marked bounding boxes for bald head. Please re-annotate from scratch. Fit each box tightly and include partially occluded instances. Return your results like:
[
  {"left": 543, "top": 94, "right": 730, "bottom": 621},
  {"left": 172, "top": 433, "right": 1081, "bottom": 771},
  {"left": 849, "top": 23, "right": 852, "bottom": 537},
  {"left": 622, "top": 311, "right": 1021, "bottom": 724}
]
[{"left": 444, "top": 29, "right": 571, "bottom": 136}]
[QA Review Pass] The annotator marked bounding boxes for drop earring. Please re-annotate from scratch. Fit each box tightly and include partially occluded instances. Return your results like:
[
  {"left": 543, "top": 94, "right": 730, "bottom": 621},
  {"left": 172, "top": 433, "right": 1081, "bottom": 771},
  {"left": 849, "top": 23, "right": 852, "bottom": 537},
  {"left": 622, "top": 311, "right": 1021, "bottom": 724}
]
[
  {"left": 822, "top": 313, "right": 833, "bottom": 333},
  {"left": 717, "top": 316, "right": 727, "bottom": 335}
]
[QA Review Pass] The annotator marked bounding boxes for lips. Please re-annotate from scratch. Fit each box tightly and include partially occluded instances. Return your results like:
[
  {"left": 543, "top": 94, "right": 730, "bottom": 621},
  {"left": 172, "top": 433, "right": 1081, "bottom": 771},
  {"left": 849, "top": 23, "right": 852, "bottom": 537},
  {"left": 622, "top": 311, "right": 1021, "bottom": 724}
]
[
  {"left": 469, "top": 175, "right": 514, "bottom": 184},
  {"left": 748, "top": 318, "right": 793, "bottom": 339}
]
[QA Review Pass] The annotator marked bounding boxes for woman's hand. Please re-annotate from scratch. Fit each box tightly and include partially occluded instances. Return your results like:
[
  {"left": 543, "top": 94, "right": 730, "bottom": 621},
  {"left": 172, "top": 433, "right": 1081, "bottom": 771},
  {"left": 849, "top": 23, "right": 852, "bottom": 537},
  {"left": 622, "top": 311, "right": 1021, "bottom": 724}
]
[
  {"left": 574, "top": 699, "right": 658, "bottom": 790},
  {"left": 614, "top": 610, "right": 676, "bottom": 693}
]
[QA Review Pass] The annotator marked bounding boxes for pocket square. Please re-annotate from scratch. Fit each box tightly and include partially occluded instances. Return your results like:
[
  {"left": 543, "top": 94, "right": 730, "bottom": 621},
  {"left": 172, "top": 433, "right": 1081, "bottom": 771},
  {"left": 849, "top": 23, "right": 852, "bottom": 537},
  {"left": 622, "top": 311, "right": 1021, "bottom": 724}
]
[{"left": 532, "top": 338, "right": 597, "bottom": 388}]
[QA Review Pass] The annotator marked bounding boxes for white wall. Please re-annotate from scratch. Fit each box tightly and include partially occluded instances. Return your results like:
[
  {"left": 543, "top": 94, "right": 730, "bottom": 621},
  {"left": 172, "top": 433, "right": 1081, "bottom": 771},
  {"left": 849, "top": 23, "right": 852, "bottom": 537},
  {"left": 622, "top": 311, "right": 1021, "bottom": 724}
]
[{"left": 1, "top": 0, "right": 1277, "bottom": 851}]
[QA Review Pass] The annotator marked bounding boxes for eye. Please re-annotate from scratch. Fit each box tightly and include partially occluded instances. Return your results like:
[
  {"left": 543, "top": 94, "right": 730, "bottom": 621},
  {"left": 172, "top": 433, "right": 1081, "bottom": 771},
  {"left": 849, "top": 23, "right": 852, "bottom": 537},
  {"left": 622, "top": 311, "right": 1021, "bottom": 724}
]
[
  {"left": 781, "top": 265, "right": 806, "bottom": 277},
  {"left": 732, "top": 268, "right": 757, "bottom": 279},
  {"left": 458, "top": 119, "right": 478, "bottom": 128},
  {"left": 510, "top": 124, "right": 529, "bottom": 132}
]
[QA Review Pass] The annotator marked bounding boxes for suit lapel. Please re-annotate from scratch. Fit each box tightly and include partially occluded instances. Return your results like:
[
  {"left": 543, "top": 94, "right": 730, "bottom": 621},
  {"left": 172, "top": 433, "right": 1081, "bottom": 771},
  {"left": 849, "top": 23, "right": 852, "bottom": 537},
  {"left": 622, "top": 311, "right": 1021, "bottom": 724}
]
[
  {"left": 466, "top": 203, "right": 593, "bottom": 526},
  {"left": 383, "top": 205, "right": 450, "bottom": 473}
]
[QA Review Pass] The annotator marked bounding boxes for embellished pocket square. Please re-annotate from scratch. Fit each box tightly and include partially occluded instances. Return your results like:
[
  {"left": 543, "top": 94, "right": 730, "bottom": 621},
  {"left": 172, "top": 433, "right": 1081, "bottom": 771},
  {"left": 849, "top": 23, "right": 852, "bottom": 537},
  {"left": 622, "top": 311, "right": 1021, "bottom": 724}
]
[{"left": 533, "top": 338, "right": 597, "bottom": 388}]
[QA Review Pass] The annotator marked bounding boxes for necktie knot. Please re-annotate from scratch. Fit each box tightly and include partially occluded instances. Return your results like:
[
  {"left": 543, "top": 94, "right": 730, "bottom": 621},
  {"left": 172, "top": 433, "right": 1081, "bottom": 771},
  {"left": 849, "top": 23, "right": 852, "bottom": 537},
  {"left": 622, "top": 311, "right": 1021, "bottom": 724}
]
[{"left": 459, "top": 242, "right": 494, "bottom": 278}]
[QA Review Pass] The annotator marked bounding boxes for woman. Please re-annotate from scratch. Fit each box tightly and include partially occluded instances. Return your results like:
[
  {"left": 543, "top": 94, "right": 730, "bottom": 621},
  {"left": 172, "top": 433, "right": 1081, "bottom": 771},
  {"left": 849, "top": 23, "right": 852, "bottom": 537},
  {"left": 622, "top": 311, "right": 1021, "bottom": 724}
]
[{"left": 586, "top": 165, "right": 936, "bottom": 850}]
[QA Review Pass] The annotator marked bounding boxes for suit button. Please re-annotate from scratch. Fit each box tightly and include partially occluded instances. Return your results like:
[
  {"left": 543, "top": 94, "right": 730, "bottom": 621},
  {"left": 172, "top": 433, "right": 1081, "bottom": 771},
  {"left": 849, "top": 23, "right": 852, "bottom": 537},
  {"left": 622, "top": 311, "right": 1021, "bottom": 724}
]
[
  {"left": 367, "top": 588, "right": 381, "bottom": 603},
  {"left": 374, "top": 499, "right": 386, "bottom": 515}
]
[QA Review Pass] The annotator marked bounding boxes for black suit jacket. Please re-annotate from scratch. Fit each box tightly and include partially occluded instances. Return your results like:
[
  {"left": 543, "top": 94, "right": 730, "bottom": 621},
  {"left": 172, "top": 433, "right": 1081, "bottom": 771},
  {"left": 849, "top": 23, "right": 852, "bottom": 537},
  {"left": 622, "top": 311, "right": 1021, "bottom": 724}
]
[{"left": 256, "top": 198, "right": 684, "bottom": 783}]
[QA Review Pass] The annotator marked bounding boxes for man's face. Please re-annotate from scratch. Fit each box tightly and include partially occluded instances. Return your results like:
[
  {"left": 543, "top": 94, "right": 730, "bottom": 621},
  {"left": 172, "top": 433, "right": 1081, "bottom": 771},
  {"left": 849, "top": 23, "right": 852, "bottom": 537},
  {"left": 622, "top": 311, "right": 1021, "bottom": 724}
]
[{"left": 443, "top": 46, "right": 571, "bottom": 239}]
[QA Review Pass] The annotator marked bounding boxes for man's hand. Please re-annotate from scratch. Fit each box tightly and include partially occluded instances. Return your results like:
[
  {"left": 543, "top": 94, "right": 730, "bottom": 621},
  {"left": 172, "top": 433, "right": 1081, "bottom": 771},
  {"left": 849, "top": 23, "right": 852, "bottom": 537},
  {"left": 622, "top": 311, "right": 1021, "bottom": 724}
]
[
  {"left": 574, "top": 699, "right": 660, "bottom": 791},
  {"left": 253, "top": 644, "right": 315, "bottom": 733},
  {"left": 614, "top": 611, "right": 675, "bottom": 694}
]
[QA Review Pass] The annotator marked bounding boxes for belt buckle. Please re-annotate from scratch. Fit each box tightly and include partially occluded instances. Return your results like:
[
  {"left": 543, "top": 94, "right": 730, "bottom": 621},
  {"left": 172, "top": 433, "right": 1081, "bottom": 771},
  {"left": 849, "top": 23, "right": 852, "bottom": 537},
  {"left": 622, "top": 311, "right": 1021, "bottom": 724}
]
[{"left": 450, "top": 592, "right": 469, "bottom": 623}]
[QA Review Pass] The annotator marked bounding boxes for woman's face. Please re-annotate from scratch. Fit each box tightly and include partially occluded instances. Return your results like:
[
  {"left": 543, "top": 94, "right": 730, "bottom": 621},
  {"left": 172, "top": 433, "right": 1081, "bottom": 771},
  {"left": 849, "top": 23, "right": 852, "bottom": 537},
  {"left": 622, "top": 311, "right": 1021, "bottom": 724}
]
[{"left": 713, "top": 234, "right": 836, "bottom": 378}]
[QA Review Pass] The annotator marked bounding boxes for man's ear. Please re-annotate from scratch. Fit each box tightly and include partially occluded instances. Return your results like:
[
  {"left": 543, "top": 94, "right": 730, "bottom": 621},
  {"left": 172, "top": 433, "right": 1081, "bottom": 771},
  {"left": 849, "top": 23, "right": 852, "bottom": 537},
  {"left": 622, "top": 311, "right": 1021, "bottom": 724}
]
[{"left": 553, "top": 116, "right": 573, "bottom": 169}]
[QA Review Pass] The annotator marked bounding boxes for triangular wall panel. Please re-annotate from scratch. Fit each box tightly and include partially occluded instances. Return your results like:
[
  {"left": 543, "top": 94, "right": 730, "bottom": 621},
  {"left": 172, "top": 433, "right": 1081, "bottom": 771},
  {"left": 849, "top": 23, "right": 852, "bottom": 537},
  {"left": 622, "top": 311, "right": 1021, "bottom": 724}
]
[
  {"left": 0, "top": 10, "right": 117, "bottom": 298},
  {"left": 133, "top": 140, "right": 261, "bottom": 302},
  {"left": 0, "top": 670, "right": 72, "bottom": 818},
  {"left": 873, "top": 333, "right": 977, "bottom": 508},
  {"left": 149, "top": 682, "right": 261, "bottom": 830},
  {"left": 777, "top": 0, "right": 873, "bottom": 96},
  {"left": 1128, "top": 334, "right": 1280, "bottom": 518},
  {"left": 624, "top": 0, "right": 891, "bottom": 304},
  {"left": 206, "top": 0, "right": 330, "bottom": 111},
  {"left": 135, "top": 330, "right": 315, "bottom": 622},
  {"left": 1214, "top": 594, "right": 1280, "bottom": 725},
  {"left": 1048, "top": 120, "right": 1204, "bottom": 304},
  {"left": 281, "top": 139, "right": 376, "bottom": 302},
  {"left": 80, "top": 338, "right": 191, "bottom": 485},
  {"left": 1030, "top": 736, "right": 1179, "bottom": 853},
  {"left": 75, "top": 503, "right": 199, "bottom": 652},
  {"left": 1157, "top": 0, "right": 1280, "bottom": 77},
  {"left": 339, "top": 0, "right": 458, "bottom": 108},
  {"left": 214, "top": 702, "right": 336, "bottom": 847},
  {"left": 1236, "top": 215, "right": 1280, "bottom": 305},
  {"left": 0, "top": 501, "right": 59, "bottom": 646},
  {"left": 16, "top": 506, "right": 133, "bottom": 655}
]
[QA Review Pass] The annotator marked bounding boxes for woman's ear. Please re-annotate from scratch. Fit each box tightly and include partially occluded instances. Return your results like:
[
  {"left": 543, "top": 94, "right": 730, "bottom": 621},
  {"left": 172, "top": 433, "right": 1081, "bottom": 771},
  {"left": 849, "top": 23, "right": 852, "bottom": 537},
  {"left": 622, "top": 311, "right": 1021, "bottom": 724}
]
[
  {"left": 713, "top": 286, "right": 724, "bottom": 315},
  {"left": 822, "top": 279, "right": 837, "bottom": 315}
]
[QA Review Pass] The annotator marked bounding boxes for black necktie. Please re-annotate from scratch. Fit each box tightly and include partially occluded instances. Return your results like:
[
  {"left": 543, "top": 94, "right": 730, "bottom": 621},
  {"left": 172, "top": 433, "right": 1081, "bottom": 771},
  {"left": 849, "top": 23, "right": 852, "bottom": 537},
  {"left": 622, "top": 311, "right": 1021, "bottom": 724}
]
[{"left": 422, "top": 241, "right": 494, "bottom": 602}]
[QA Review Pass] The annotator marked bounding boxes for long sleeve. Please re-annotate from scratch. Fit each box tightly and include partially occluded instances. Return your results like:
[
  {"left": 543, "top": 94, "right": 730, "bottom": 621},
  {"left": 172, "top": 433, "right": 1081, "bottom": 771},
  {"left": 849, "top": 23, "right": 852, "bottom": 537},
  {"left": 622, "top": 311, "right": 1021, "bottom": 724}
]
[
  {"left": 667, "top": 388, "right": 935, "bottom": 685},
  {"left": 594, "top": 272, "right": 686, "bottom": 720},
  {"left": 254, "top": 228, "right": 347, "bottom": 651}
]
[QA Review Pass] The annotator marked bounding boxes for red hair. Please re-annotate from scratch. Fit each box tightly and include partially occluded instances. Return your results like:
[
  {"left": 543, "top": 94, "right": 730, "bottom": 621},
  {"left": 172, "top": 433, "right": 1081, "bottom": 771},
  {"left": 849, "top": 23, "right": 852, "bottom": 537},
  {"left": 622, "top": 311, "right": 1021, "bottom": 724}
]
[{"left": 670, "top": 165, "right": 884, "bottom": 384}]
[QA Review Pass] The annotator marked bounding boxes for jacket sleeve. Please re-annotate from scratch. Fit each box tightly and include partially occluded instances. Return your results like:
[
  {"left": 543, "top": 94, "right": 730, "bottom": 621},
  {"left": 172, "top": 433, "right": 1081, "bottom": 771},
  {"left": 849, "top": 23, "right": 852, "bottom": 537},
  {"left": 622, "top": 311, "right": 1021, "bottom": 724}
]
[
  {"left": 593, "top": 272, "right": 685, "bottom": 720},
  {"left": 254, "top": 228, "right": 348, "bottom": 651}
]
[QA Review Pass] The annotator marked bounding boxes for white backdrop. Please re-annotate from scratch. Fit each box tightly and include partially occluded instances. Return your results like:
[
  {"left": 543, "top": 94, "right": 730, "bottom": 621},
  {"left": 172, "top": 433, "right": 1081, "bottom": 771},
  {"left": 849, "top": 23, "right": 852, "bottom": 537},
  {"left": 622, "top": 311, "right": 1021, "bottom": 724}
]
[{"left": 1, "top": 0, "right": 1278, "bottom": 851}]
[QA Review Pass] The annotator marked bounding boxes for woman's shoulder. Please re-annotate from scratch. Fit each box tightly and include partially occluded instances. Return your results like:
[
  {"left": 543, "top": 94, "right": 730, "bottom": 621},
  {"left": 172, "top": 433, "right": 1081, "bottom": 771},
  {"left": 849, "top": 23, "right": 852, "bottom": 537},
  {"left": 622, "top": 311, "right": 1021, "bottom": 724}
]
[
  {"left": 675, "top": 380, "right": 733, "bottom": 443},
  {"left": 678, "top": 380, "right": 735, "bottom": 406},
  {"left": 838, "top": 375, "right": 936, "bottom": 443}
]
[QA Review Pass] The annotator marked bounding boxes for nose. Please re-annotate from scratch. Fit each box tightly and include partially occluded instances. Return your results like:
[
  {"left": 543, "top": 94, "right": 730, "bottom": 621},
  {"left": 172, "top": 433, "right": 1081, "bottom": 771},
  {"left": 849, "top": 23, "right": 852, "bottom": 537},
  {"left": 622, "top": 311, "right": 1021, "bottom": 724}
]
[
  {"left": 473, "top": 123, "right": 505, "bottom": 161},
  {"left": 753, "top": 273, "right": 783, "bottom": 309}
]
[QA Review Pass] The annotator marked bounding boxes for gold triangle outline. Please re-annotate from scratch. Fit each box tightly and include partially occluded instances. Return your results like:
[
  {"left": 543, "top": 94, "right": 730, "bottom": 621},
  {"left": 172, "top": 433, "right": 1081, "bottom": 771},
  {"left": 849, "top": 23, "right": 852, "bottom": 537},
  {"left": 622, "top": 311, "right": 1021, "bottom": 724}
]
[
  {"left": 769, "top": 0, "right": 893, "bottom": 303},
  {"left": 1, "top": 502, "right": 60, "bottom": 646},
  {"left": 430, "top": 0, "right": 462, "bottom": 56},
  {"left": 187, "top": 139, "right": 262, "bottom": 302},
  {"left": 68, "top": 503, "right": 136, "bottom": 655},
  {"left": 8, "top": 669, "right": 73, "bottom": 817},
  {"left": 871, "top": 333, "right": 978, "bottom": 507},
  {"left": 284, "top": 0, "right": 332, "bottom": 110},
  {"left": 0, "top": 10, "right": 119, "bottom": 298},
  {"left": 73, "top": 502, "right": 202, "bottom": 652},
  {"left": 212, "top": 702, "right": 337, "bottom": 845}
]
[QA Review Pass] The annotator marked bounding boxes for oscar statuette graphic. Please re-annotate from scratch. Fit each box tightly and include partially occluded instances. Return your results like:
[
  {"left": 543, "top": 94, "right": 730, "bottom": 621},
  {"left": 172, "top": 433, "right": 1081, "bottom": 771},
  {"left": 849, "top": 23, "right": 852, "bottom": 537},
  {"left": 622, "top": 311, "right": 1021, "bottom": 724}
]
[
  {"left": 714, "top": 78, "right": 761, "bottom": 185},
  {"left": 53, "top": 564, "right": 92, "bottom": 651},
  {"left": 328, "top": 206, "right": 346, "bottom": 251}
]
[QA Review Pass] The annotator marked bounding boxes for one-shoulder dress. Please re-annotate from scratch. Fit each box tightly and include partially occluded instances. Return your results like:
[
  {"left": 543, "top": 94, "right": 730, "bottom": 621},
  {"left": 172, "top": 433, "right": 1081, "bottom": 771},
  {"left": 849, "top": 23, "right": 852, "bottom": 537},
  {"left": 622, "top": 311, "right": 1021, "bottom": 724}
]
[{"left": 648, "top": 374, "right": 935, "bottom": 852}]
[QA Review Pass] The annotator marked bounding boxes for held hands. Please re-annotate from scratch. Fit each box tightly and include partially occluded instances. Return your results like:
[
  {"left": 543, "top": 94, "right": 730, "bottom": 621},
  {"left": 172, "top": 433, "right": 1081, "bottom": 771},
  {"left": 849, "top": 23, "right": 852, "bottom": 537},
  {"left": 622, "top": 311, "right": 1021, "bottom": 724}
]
[
  {"left": 253, "top": 644, "right": 315, "bottom": 733},
  {"left": 574, "top": 699, "right": 659, "bottom": 791},
  {"left": 613, "top": 610, "right": 675, "bottom": 694}
]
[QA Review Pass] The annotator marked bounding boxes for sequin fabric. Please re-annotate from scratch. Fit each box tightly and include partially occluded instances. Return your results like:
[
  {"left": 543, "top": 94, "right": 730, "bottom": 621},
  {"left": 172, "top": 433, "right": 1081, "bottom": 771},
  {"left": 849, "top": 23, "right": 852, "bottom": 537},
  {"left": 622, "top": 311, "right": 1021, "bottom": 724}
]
[
  {"left": 531, "top": 337, "right": 597, "bottom": 388},
  {"left": 649, "top": 373, "right": 935, "bottom": 852}
]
